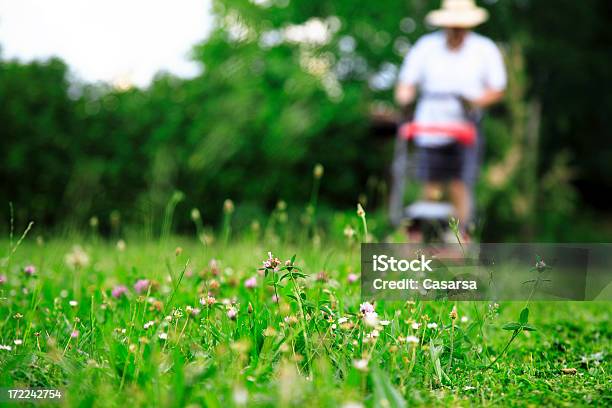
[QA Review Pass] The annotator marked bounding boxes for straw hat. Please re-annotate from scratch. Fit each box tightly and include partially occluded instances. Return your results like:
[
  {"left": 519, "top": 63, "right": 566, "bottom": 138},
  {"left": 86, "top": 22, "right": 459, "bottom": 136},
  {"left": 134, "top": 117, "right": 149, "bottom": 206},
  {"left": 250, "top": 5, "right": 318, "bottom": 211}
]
[{"left": 426, "top": 0, "right": 489, "bottom": 28}]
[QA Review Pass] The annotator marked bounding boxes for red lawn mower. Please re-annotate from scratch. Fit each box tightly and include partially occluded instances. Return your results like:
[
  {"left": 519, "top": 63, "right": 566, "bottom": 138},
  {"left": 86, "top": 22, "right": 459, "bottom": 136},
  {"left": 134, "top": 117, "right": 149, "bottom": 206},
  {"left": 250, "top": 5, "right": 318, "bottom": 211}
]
[{"left": 387, "top": 93, "right": 480, "bottom": 243}]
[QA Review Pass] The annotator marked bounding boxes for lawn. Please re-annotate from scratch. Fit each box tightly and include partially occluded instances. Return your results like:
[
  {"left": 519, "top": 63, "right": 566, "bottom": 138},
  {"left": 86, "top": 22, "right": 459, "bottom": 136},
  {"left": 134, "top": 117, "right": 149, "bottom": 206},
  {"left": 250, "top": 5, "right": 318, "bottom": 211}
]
[{"left": 0, "top": 233, "right": 610, "bottom": 407}]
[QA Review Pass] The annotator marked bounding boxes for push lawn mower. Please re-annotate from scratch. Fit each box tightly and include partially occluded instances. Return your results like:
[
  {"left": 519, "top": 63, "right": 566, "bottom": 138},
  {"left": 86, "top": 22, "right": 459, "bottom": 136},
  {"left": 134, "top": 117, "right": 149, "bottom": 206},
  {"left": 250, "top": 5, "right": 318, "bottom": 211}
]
[{"left": 388, "top": 93, "right": 480, "bottom": 243}]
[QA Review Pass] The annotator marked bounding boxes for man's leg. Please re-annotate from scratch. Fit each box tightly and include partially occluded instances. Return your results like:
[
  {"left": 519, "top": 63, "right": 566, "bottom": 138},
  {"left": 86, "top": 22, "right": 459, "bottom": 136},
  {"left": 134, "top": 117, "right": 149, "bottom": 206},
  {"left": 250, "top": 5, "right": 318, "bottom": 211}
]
[{"left": 449, "top": 179, "right": 470, "bottom": 226}]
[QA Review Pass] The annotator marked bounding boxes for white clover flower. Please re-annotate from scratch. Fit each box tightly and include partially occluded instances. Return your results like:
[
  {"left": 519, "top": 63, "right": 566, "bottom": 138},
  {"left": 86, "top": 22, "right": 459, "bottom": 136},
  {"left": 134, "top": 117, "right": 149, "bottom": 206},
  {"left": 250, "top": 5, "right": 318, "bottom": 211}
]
[
  {"left": 337, "top": 317, "right": 349, "bottom": 324},
  {"left": 233, "top": 386, "right": 248, "bottom": 406},
  {"left": 144, "top": 321, "right": 155, "bottom": 330},
  {"left": 364, "top": 312, "right": 379, "bottom": 328},
  {"left": 411, "top": 322, "right": 421, "bottom": 330},
  {"left": 352, "top": 358, "right": 369, "bottom": 372},
  {"left": 158, "top": 332, "right": 168, "bottom": 340},
  {"left": 343, "top": 226, "right": 356, "bottom": 239},
  {"left": 69, "top": 300, "right": 78, "bottom": 307},
  {"left": 0, "top": 345, "right": 12, "bottom": 351},
  {"left": 341, "top": 402, "right": 364, "bottom": 408},
  {"left": 405, "top": 335, "right": 419, "bottom": 344},
  {"left": 64, "top": 246, "right": 90, "bottom": 270},
  {"left": 461, "top": 316, "right": 469, "bottom": 323},
  {"left": 427, "top": 322, "right": 438, "bottom": 329},
  {"left": 14, "top": 339, "right": 23, "bottom": 345}
]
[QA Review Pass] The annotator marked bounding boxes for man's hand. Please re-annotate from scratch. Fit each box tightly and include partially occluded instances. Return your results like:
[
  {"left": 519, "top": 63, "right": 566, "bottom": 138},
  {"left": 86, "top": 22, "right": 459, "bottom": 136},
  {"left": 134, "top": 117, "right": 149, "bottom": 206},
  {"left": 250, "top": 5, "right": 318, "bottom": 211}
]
[
  {"left": 466, "top": 88, "right": 505, "bottom": 109},
  {"left": 395, "top": 83, "right": 417, "bottom": 108}
]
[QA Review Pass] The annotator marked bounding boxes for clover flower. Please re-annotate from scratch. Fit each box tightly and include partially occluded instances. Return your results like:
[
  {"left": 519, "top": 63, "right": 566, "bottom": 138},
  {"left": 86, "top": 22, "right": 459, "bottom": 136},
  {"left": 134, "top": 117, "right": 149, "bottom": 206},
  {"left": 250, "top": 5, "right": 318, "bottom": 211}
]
[
  {"left": 0, "top": 275, "right": 7, "bottom": 285},
  {"left": 353, "top": 359, "right": 369, "bottom": 372},
  {"left": 71, "top": 330, "right": 79, "bottom": 339},
  {"left": 343, "top": 226, "right": 356, "bottom": 240},
  {"left": 111, "top": 285, "right": 128, "bottom": 299},
  {"left": 262, "top": 252, "right": 281, "bottom": 270},
  {"left": 359, "top": 302, "right": 375, "bottom": 315},
  {"left": 364, "top": 312, "right": 379, "bottom": 327},
  {"left": 14, "top": 339, "right": 23, "bottom": 345},
  {"left": 144, "top": 321, "right": 155, "bottom": 330},
  {"left": 405, "top": 335, "right": 419, "bottom": 344},
  {"left": 427, "top": 322, "right": 438, "bottom": 330},
  {"left": 233, "top": 386, "right": 248, "bottom": 406},
  {"left": 69, "top": 300, "right": 78, "bottom": 307},
  {"left": 200, "top": 296, "right": 216, "bottom": 306},
  {"left": 24, "top": 265, "right": 36, "bottom": 276},
  {"left": 0, "top": 345, "right": 12, "bottom": 351},
  {"left": 65, "top": 246, "right": 90, "bottom": 270},
  {"left": 209, "top": 259, "right": 220, "bottom": 276},
  {"left": 186, "top": 306, "right": 201, "bottom": 316},
  {"left": 134, "top": 279, "right": 151, "bottom": 294},
  {"left": 158, "top": 332, "right": 168, "bottom": 340},
  {"left": 535, "top": 258, "right": 547, "bottom": 272},
  {"left": 411, "top": 322, "right": 421, "bottom": 330},
  {"left": 244, "top": 276, "right": 257, "bottom": 289},
  {"left": 209, "top": 279, "right": 220, "bottom": 290},
  {"left": 284, "top": 315, "right": 299, "bottom": 325},
  {"left": 227, "top": 307, "right": 238, "bottom": 320},
  {"left": 347, "top": 273, "right": 359, "bottom": 284}
]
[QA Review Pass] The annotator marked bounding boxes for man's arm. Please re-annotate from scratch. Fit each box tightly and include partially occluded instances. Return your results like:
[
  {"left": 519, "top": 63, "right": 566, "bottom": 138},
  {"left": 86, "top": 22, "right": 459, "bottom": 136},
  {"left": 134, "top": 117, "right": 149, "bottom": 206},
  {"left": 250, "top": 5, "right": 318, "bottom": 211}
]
[
  {"left": 394, "top": 83, "right": 417, "bottom": 108},
  {"left": 473, "top": 41, "right": 507, "bottom": 109},
  {"left": 469, "top": 88, "right": 504, "bottom": 109}
]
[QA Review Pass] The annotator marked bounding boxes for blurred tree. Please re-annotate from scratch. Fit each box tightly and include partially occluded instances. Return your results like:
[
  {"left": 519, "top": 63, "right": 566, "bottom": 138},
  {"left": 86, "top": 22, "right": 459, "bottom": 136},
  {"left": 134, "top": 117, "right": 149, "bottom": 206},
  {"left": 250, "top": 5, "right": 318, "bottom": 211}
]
[
  {"left": 0, "top": 0, "right": 610, "bottom": 240},
  {"left": 0, "top": 58, "right": 76, "bottom": 224}
]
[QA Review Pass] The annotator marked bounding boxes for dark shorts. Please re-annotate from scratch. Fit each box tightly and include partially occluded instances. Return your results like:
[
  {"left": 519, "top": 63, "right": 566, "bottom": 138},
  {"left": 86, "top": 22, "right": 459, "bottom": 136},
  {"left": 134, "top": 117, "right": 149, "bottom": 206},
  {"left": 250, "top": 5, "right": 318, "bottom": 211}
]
[{"left": 416, "top": 143, "right": 464, "bottom": 182}]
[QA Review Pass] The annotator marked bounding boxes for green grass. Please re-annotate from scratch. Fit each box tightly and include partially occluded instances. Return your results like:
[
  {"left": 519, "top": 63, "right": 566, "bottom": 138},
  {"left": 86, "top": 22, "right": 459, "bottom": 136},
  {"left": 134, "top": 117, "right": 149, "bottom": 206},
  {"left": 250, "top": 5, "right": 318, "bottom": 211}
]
[{"left": 0, "top": 235, "right": 610, "bottom": 407}]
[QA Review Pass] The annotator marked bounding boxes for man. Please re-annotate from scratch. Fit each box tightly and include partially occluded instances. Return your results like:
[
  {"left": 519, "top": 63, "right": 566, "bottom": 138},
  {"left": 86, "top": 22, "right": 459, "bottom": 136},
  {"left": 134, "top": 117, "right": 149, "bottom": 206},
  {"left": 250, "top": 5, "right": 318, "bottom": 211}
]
[{"left": 395, "top": 0, "right": 506, "bottom": 236}]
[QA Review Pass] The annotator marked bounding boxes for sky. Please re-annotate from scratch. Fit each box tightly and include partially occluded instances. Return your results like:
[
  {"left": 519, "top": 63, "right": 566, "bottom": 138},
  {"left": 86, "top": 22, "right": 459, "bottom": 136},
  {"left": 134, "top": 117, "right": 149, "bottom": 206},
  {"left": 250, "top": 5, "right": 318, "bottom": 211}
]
[{"left": 0, "top": 0, "right": 213, "bottom": 87}]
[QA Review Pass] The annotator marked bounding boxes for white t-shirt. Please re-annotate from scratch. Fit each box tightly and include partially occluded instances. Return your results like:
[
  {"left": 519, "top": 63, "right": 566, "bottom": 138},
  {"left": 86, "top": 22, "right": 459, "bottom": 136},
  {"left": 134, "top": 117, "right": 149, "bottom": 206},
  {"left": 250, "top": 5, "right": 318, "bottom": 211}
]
[{"left": 398, "top": 31, "right": 506, "bottom": 146}]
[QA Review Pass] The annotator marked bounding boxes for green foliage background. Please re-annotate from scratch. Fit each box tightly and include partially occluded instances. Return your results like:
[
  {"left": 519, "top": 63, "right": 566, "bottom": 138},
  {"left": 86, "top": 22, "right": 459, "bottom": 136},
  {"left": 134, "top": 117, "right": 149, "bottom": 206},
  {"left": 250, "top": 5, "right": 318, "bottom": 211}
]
[{"left": 1, "top": 0, "right": 611, "bottom": 240}]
